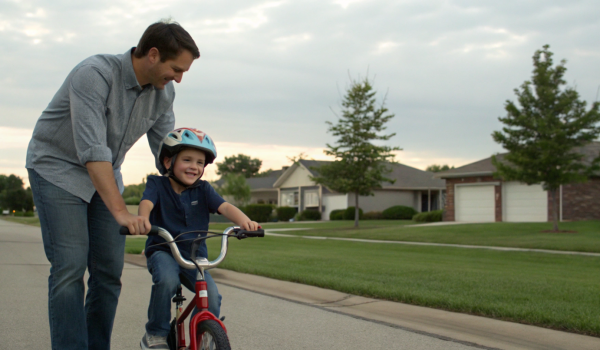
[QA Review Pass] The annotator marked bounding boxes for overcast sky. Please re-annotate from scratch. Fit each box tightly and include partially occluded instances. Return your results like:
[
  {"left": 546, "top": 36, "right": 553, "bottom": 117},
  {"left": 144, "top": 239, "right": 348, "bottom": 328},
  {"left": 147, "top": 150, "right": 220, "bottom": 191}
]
[{"left": 2, "top": 0, "right": 600, "bottom": 185}]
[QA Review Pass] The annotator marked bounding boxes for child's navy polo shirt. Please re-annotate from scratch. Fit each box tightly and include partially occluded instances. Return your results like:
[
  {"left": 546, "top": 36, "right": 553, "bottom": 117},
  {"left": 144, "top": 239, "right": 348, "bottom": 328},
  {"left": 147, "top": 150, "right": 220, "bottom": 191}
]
[{"left": 142, "top": 175, "right": 226, "bottom": 260}]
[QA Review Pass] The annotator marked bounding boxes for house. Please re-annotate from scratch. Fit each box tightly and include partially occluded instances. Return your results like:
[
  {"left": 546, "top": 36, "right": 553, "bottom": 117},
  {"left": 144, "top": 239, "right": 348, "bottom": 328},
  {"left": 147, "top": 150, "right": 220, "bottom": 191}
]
[
  {"left": 245, "top": 169, "right": 284, "bottom": 205},
  {"left": 272, "top": 160, "right": 446, "bottom": 220},
  {"left": 435, "top": 142, "right": 600, "bottom": 222},
  {"left": 213, "top": 169, "right": 284, "bottom": 205}
]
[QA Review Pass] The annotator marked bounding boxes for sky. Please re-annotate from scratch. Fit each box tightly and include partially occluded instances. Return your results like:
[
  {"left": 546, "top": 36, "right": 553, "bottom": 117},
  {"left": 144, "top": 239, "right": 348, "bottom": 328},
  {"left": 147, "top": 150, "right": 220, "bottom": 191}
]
[{"left": 2, "top": 0, "right": 600, "bottom": 186}]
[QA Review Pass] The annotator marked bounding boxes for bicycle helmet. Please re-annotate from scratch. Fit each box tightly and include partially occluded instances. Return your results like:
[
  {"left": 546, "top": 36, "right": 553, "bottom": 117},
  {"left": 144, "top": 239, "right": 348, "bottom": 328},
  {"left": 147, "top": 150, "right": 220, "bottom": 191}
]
[{"left": 157, "top": 127, "right": 217, "bottom": 175}]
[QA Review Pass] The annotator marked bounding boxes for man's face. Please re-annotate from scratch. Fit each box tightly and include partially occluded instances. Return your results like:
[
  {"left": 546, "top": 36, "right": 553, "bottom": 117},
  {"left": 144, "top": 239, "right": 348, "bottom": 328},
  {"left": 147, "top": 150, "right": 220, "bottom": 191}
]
[{"left": 148, "top": 49, "right": 195, "bottom": 90}]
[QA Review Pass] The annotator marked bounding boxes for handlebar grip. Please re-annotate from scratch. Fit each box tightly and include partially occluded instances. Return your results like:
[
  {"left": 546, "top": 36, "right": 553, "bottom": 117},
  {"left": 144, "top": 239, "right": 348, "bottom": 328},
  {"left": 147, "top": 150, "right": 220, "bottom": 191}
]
[
  {"left": 237, "top": 229, "right": 265, "bottom": 238},
  {"left": 119, "top": 225, "right": 160, "bottom": 236}
]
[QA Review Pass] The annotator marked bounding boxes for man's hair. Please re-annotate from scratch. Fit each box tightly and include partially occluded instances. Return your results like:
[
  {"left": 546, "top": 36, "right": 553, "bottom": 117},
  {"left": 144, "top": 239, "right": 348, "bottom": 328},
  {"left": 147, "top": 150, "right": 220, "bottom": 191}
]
[{"left": 134, "top": 20, "right": 200, "bottom": 62}]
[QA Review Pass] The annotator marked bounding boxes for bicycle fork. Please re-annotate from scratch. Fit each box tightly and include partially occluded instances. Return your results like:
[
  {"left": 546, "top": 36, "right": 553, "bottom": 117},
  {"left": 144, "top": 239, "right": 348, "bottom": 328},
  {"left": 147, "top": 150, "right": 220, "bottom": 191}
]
[{"left": 174, "top": 269, "right": 227, "bottom": 350}]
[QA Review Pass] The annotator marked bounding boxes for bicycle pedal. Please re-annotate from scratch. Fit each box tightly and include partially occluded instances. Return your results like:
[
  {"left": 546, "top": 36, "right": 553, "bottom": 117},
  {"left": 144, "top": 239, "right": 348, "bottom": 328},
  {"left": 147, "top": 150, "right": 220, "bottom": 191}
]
[{"left": 219, "top": 316, "right": 226, "bottom": 322}]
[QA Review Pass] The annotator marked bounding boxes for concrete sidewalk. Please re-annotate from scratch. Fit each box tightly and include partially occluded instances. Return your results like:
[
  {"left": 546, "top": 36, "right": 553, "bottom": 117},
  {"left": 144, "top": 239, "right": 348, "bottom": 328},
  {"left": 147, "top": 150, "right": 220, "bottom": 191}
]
[{"left": 125, "top": 254, "right": 600, "bottom": 350}]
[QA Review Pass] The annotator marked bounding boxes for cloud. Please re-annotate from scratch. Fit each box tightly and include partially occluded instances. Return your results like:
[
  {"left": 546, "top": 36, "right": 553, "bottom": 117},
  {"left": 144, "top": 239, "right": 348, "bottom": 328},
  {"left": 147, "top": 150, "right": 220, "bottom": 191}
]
[
  {"left": 0, "top": 126, "right": 33, "bottom": 149},
  {"left": 2, "top": 0, "right": 600, "bottom": 189}
]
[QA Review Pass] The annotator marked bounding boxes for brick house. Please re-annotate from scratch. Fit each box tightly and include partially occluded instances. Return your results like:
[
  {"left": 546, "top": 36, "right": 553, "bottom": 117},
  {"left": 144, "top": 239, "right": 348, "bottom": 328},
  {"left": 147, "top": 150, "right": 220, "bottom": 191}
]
[{"left": 435, "top": 142, "right": 600, "bottom": 222}]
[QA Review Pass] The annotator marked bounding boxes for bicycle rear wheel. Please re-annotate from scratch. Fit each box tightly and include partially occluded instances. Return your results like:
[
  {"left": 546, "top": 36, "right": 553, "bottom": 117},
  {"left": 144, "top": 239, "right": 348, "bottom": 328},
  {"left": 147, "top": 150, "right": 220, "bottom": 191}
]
[{"left": 196, "top": 320, "right": 231, "bottom": 350}]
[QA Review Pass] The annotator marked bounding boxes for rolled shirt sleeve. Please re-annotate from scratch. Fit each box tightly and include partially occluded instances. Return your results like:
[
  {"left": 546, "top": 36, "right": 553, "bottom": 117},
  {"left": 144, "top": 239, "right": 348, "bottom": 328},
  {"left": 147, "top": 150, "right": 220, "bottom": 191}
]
[{"left": 69, "top": 65, "right": 113, "bottom": 165}]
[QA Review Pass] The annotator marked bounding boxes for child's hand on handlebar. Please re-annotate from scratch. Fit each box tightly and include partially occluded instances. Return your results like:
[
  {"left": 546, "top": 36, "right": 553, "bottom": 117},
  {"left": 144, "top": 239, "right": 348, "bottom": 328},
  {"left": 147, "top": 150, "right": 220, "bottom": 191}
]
[{"left": 240, "top": 220, "right": 261, "bottom": 231}]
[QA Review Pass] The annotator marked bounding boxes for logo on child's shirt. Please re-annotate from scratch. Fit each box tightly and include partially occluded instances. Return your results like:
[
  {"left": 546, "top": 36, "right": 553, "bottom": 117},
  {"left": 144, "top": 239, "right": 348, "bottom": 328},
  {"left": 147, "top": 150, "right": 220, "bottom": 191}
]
[{"left": 191, "top": 201, "right": 198, "bottom": 206}]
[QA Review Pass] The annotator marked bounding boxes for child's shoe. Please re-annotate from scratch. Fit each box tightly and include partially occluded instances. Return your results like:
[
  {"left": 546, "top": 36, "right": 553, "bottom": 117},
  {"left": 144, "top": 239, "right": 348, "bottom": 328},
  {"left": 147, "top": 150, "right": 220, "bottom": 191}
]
[{"left": 140, "top": 332, "right": 169, "bottom": 349}]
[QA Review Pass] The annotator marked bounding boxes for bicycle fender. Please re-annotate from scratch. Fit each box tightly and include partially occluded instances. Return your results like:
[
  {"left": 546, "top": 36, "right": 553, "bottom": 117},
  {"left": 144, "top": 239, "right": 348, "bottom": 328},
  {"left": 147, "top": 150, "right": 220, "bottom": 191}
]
[{"left": 189, "top": 311, "right": 227, "bottom": 350}]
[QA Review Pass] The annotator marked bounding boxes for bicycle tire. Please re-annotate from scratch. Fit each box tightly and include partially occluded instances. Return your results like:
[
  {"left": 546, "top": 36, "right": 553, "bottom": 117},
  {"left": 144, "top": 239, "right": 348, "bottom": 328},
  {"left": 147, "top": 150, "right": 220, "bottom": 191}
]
[
  {"left": 196, "top": 319, "right": 231, "bottom": 350},
  {"left": 167, "top": 318, "right": 177, "bottom": 350}
]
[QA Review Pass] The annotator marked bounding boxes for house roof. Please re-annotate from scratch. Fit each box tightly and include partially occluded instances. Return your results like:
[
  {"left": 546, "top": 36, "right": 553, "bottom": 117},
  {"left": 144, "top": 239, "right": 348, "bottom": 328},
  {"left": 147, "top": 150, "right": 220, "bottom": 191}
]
[
  {"left": 435, "top": 141, "right": 600, "bottom": 179},
  {"left": 273, "top": 159, "right": 445, "bottom": 190},
  {"left": 246, "top": 169, "right": 284, "bottom": 191},
  {"left": 213, "top": 169, "right": 284, "bottom": 192}
]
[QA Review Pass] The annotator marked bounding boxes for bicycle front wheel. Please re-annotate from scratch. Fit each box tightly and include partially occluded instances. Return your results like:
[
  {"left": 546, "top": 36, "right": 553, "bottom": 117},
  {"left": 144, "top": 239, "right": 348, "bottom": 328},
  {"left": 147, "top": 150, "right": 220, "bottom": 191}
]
[{"left": 196, "top": 320, "right": 231, "bottom": 350}]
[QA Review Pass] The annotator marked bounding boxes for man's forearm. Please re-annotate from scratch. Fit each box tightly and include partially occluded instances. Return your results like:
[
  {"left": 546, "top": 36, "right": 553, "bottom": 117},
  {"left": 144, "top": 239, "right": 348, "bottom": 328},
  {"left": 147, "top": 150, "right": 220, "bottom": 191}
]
[
  {"left": 86, "top": 161, "right": 128, "bottom": 219},
  {"left": 86, "top": 161, "right": 151, "bottom": 235}
]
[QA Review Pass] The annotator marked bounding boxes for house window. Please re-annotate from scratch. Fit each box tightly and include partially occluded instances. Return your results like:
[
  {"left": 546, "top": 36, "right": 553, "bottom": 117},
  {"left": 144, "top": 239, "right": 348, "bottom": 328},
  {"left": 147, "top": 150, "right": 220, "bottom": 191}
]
[
  {"left": 281, "top": 191, "right": 299, "bottom": 207},
  {"left": 304, "top": 191, "right": 319, "bottom": 207}
]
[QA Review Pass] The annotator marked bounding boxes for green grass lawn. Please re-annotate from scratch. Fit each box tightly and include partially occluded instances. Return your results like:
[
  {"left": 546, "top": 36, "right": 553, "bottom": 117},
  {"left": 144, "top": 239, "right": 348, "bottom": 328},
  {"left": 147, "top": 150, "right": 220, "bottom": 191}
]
[{"left": 124, "top": 226, "right": 600, "bottom": 336}]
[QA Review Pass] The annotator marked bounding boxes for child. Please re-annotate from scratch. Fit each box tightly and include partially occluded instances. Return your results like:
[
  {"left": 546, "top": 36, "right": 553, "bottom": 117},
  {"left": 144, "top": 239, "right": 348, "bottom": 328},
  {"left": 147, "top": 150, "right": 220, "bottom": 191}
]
[{"left": 139, "top": 127, "right": 259, "bottom": 350}]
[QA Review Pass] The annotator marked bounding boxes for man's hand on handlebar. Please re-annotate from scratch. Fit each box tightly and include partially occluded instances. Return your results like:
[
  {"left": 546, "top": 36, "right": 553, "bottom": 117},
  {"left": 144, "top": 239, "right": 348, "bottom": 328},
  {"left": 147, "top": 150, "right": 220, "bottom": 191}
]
[{"left": 115, "top": 211, "right": 151, "bottom": 235}]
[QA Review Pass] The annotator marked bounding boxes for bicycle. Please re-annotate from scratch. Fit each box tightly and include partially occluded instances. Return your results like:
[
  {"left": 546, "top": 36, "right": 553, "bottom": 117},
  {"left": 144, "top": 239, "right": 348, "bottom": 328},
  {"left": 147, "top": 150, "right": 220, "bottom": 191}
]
[{"left": 120, "top": 225, "right": 264, "bottom": 350}]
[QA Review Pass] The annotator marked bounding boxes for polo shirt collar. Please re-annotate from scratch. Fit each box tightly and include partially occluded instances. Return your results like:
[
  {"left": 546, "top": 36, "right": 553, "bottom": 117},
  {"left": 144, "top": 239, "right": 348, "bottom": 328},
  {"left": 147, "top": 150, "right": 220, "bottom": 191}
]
[{"left": 122, "top": 47, "right": 143, "bottom": 91}]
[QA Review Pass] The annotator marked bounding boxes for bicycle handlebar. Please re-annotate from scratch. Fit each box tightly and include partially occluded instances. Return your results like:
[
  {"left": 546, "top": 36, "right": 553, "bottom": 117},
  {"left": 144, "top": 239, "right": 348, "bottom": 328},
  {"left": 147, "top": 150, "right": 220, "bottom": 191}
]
[{"left": 119, "top": 225, "right": 264, "bottom": 270}]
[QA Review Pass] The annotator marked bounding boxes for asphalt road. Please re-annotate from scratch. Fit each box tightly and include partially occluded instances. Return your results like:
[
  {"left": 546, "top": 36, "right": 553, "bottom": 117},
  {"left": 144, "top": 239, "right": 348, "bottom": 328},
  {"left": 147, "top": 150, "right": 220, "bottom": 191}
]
[{"left": 0, "top": 219, "right": 482, "bottom": 350}]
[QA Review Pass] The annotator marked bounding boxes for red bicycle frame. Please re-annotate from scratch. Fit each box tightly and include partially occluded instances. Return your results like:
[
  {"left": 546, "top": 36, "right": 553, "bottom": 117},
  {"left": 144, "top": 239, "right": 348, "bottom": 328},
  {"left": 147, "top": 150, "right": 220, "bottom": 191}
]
[{"left": 174, "top": 280, "right": 227, "bottom": 350}]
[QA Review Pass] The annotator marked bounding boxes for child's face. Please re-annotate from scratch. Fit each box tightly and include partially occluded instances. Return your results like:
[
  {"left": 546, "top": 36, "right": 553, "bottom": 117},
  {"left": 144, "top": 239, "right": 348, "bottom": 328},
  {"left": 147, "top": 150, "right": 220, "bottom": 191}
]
[{"left": 165, "top": 148, "right": 206, "bottom": 185}]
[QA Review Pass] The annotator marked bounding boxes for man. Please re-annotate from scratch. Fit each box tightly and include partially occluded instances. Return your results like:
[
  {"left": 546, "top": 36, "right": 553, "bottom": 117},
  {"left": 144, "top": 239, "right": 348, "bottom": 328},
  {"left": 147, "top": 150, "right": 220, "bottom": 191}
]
[{"left": 25, "top": 20, "right": 199, "bottom": 350}]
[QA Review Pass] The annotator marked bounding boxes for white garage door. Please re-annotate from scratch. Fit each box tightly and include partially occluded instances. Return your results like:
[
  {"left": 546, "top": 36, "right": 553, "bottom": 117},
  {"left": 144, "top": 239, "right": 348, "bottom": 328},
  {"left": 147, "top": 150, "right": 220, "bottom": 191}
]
[
  {"left": 455, "top": 185, "right": 495, "bottom": 222},
  {"left": 504, "top": 182, "right": 548, "bottom": 222}
]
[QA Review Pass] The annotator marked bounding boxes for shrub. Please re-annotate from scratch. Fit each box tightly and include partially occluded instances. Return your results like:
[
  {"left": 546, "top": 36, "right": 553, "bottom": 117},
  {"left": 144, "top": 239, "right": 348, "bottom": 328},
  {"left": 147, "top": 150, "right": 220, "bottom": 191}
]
[
  {"left": 343, "top": 207, "right": 363, "bottom": 220},
  {"left": 243, "top": 204, "right": 275, "bottom": 222},
  {"left": 24, "top": 211, "right": 34, "bottom": 217},
  {"left": 382, "top": 205, "right": 417, "bottom": 220},
  {"left": 124, "top": 196, "right": 141, "bottom": 205},
  {"left": 329, "top": 209, "right": 345, "bottom": 220},
  {"left": 413, "top": 210, "right": 443, "bottom": 223},
  {"left": 14, "top": 211, "right": 24, "bottom": 217},
  {"left": 363, "top": 211, "right": 383, "bottom": 220},
  {"left": 276, "top": 206, "right": 297, "bottom": 222},
  {"left": 299, "top": 210, "right": 321, "bottom": 221}
]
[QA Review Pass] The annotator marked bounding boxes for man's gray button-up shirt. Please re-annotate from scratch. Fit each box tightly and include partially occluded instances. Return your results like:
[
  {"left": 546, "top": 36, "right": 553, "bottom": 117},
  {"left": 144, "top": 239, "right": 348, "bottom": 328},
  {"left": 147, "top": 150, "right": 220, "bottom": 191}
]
[{"left": 26, "top": 48, "right": 176, "bottom": 202}]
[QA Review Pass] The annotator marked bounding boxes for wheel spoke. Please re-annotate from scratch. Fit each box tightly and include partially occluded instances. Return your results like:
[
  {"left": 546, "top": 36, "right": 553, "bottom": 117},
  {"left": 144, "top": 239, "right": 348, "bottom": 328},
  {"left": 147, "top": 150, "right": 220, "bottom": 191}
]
[{"left": 199, "top": 331, "right": 216, "bottom": 350}]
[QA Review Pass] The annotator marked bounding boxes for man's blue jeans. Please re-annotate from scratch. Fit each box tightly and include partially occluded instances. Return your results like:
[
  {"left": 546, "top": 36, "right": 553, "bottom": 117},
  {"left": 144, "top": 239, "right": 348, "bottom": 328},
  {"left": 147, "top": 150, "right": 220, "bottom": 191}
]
[
  {"left": 28, "top": 169, "right": 125, "bottom": 350},
  {"left": 145, "top": 250, "right": 221, "bottom": 336}
]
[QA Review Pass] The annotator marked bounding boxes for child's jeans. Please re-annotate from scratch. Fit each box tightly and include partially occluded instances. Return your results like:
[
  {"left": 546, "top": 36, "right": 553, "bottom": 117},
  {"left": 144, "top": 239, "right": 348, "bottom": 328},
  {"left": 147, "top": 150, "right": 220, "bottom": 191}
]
[{"left": 145, "top": 250, "right": 222, "bottom": 337}]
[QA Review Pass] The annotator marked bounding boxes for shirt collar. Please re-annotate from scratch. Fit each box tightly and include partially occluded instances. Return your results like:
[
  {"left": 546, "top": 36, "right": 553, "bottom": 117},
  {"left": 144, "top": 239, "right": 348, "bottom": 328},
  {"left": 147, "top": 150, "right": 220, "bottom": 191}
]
[{"left": 122, "top": 47, "right": 144, "bottom": 91}]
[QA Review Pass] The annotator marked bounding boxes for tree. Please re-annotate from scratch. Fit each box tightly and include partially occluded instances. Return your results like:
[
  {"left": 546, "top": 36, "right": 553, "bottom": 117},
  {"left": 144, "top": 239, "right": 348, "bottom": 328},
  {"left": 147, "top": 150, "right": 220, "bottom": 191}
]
[
  {"left": 426, "top": 164, "right": 454, "bottom": 173},
  {"left": 0, "top": 174, "right": 33, "bottom": 212},
  {"left": 492, "top": 45, "right": 600, "bottom": 231},
  {"left": 286, "top": 152, "right": 310, "bottom": 165},
  {"left": 216, "top": 173, "right": 251, "bottom": 206},
  {"left": 122, "top": 173, "right": 158, "bottom": 198},
  {"left": 216, "top": 154, "right": 262, "bottom": 178},
  {"left": 311, "top": 75, "right": 401, "bottom": 227}
]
